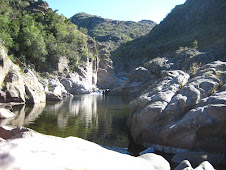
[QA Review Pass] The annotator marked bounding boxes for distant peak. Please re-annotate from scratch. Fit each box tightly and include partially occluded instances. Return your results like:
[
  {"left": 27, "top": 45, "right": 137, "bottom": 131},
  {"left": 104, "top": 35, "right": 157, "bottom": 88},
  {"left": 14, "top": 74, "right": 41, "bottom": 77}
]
[{"left": 139, "top": 20, "right": 156, "bottom": 24}]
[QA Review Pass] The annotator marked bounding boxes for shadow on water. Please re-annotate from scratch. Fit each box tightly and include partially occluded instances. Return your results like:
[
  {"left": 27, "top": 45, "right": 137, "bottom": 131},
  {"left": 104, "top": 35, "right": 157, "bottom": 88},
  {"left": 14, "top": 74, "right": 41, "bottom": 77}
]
[{"left": 9, "top": 94, "right": 135, "bottom": 149}]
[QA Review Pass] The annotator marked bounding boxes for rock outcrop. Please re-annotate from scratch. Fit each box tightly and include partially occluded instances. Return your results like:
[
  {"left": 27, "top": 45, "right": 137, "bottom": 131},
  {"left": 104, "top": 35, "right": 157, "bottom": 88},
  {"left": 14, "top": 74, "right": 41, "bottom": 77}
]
[
  {"left": 3, "top": 70, "right": 26, "bottom": 103},
  {"left": 110, "top": 67, "right": 158, "bottom": 96},
  {"left": 26, "top": 0, "right": 49, "bottom": 13},
  {"left": 128, "top": 70, "right": 190, "bottom": 143},
  {"left": 60, "top": 61, "right": 98, "bottom": 95},
  {"left": 0, "top": 126, "right": 170, "bottom": 170},
  {"left": 22, "top": 70, "right": 46, "bottom": 104},
  {"left": 175, "top": 160, "right": 215, "bottom": 170},
  {"left": 128, "top": 61, "right": 226, "bottom": 156},
  {"left": 0, "top": 45, "right": 46, "bottom": 104},
  {"left": 139, "top": 153, "right": 170, "bottom": 170},
  {"left": 97, "top": 46, "right": 120, "bottom": 89}
]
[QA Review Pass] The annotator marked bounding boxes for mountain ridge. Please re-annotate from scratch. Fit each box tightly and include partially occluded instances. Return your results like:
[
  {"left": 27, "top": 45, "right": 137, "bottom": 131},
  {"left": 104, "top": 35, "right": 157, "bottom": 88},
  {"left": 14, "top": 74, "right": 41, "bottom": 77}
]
[
  {"left": 70, "top": 12, "right": 156, "bottom": 49},
  {"left": 111, "top": 0, "right": 226, "bottom": 74}
]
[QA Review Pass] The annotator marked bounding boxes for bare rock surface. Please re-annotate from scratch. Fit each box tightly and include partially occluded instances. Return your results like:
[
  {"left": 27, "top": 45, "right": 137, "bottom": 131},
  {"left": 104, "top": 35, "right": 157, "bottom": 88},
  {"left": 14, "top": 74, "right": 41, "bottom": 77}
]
[
  {"left": 128, "top": 61, "right": 226, "bottom": 157},
  {"left": 0, "top": 126, "right": 164, "bottom": 170},
  {"left": 97, "top": 47, "right": 120, "bottom": 89},
  {"left": 110, "top": 67, "right": 159, "bottom": 96},
  {"left": 0, "top": 45, "right": 46, "bottom": 104},
  {"left": 22, "top": 70, "right": 46, "bottom": 104},
  {"left": 139, "top": 153, "right": 170, "bottom": 170},
  {"left": 0, "top": 108, "right": 15, "bottom": 119},
  {"left": 175, "top": 160, "right": 215, "bottom": 170},
  {"left": 128, "top": 70, "right": 190, "bottom": 143}
]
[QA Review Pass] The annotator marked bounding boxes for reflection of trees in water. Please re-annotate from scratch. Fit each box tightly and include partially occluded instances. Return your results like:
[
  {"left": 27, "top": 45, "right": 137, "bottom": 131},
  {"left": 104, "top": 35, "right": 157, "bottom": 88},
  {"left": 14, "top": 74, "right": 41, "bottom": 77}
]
[
  {"left": 9, "top": 95, "right": 134, "bottom": 148},
  {"left": 44, "top": 95, "right": 99, "bottom": 131},
  {"left": 5, "top": 103, "right": 46, "bottom": 127}
]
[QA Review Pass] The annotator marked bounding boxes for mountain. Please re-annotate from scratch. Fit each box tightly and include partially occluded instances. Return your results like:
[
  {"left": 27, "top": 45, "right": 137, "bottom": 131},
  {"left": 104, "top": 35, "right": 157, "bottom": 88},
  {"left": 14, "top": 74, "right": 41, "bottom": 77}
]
[
  {"left": 70, "top": 12, "right": 156, "bottom": 49},
  {"left": 111, "top": 0, "right": 226, "bottom": 74}
]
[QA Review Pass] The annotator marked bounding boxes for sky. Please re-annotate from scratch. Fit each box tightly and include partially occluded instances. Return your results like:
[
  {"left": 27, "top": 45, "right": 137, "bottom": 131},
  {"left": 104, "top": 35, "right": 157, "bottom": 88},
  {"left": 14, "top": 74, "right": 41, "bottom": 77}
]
[{"left": 44, "top": 0, "right": 186, "bottom": 24}]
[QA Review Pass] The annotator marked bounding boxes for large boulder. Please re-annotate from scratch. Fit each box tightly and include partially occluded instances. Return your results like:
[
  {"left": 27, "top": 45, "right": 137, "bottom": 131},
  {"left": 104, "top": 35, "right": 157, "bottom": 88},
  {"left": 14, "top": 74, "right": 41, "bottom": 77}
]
[
  {"left": 139, "top": 153, "right": 170, "bottom": 170},
  {"left": 128, "top": 70, "right": 190, "bottom": 143},
  {"left": 145, "top": 57, "right": 172, "bottom": 76},
  {"left": 0, "top": 47, "right": 26, "bottom": 103},
  {"left": 4, "top": 70, "right": 26, "bottom": 103},
  {"left": 0, "top": 45, "right": 46, "bottom": 104},
  {"left": 129, "top": 61, "right": 226, "bottom": 156},
  {"left": 45, "top": 76, "right": 68, "bottom": 101},
  {"left": 0, "top": 127, "right": 161, "bottom": 170},
  {"left": 22, "top": 70, "right": 46, "bottom": 104},
  {"left": 175, "top": 160, "right": 215, "bottom": 170},
  {"left": 110, "top": 67, "right": 159, "bottom": 96}
]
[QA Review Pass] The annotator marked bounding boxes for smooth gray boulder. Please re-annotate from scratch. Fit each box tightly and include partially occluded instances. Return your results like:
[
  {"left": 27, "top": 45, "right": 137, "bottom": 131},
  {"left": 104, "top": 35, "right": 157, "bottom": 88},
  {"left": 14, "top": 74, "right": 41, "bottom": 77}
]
[
  {"left": 0, "top": 127, "right": 160, "bottom": 170},
  {"left": 4, "top": 70, "right": 26, "bottom": 103},
  {"left": 175, "top": 160, "right": 215, "bottom": 170},
  {"left": 129, "top": 70, "right": 190, "bottom": 143},
  {"left": 194, "top": 161, "right": 215, "bottom": 170},
  {"left": 139, "top": 153, "right": 170, "bottom": 170},
  {"left": 175, "top": 160, "right": 193, "bottom": 170},
  {"left": 22, "top": 70, "right": 46, "bottom": 104}
]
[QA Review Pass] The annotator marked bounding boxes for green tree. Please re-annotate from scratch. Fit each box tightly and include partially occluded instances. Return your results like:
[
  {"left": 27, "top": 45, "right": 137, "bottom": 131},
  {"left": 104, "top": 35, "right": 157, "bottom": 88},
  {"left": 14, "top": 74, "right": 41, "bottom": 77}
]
[
  {"left": 0, "top": 0, "right": 13, "bottom": 48},
  {"left": 19, "top": 21, "right": 47, "bottom": 63},
  {"left": 192, "top": 40, "right": 198, "bottom": 49},
  {"left": 80, "top": 27, "right": 88, "bottom": 35}
]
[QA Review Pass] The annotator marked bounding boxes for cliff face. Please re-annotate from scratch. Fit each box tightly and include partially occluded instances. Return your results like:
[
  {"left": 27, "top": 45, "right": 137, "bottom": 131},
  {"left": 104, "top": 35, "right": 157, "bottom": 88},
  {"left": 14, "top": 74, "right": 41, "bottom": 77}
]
[{"left": 111, "top": 0, "right": 226, "bottom": 74}]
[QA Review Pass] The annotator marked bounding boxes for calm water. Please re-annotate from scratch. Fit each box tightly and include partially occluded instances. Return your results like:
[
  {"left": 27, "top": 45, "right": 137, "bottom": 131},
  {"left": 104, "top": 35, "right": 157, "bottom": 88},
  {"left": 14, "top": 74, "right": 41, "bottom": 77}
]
[{"left": 10, "top": 94, "right": 135, "bottom": 148}]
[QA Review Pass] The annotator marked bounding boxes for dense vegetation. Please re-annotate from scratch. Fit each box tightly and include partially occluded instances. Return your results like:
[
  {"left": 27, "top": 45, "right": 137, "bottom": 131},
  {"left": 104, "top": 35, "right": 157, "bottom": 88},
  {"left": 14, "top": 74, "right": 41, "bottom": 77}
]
[
  {"left": 0, "top": 0, "right": 96, "bottom": 71},
  {"left": 111, "top": 0, "right": 226, "bottom": 73},
  {"left": 70, "top": 12, "right": 156, "bottom": 49}
]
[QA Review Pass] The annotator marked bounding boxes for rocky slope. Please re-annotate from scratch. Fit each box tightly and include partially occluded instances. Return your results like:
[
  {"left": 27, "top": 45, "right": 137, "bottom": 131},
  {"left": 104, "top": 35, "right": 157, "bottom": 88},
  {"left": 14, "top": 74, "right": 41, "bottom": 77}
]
[
  {"left": 111, "top": 0, "right": 226, "bottom": 74},
  {"left": 70, "top": 12, "right": 156, "bottom": 50},
  {"left": 126, "top": 60, "right": 226, "bottom": 166}
]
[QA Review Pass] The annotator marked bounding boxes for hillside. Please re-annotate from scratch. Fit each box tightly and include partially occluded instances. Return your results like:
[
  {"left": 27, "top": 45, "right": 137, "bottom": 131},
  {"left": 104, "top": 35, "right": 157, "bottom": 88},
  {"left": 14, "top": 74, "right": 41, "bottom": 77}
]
[
  {"left": 111, "top": 0, "right": 226, "bottom": 74},
  {"left": 70, "top": 12, "right": 156, "bottom": 49},
  {"left": 0, "top": 0, "right": 98, "bottom": 72}
]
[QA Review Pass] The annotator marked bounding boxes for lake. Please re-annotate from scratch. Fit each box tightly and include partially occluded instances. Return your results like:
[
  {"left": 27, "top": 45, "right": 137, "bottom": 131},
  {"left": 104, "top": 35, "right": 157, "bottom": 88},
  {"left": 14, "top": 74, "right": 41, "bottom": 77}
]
[{"left": 10, "top": 94, "right": 135, "bottom": 149}]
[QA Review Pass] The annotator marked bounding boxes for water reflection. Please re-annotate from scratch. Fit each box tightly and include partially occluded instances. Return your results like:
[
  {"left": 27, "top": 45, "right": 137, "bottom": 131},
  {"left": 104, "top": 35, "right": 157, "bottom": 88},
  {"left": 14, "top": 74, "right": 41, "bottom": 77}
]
[
  {"left": 4, "top": 103, "right": 46, "bottom": 127},
  {"left": 10, "top": 95, "right": 134, "bottom": 148}
]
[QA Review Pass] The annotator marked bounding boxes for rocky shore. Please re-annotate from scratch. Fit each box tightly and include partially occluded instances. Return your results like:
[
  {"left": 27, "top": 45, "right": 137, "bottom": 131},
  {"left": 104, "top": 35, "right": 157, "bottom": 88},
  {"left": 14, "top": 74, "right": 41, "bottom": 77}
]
[{"left": 0, "top": 125, "right": 216, "bottom": 170}]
